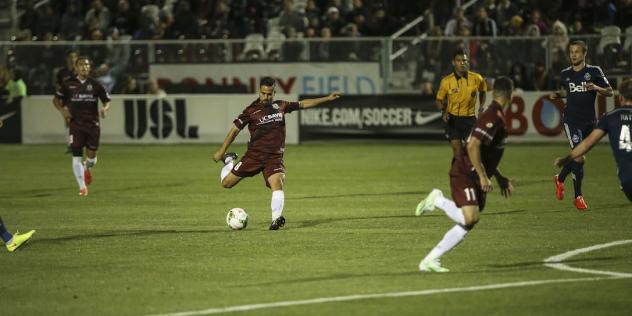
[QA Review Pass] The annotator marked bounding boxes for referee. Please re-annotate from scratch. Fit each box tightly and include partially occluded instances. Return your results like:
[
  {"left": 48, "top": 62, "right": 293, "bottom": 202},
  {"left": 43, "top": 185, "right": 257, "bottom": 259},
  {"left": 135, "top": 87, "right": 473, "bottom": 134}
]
[{"left": 436, "top": 50, "right": 488, "bottom": 157}]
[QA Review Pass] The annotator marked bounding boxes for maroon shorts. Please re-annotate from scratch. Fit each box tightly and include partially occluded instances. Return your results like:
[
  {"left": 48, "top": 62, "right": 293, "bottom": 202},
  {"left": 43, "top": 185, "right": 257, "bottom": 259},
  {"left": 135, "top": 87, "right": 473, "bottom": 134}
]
[
  {"left": 69, "top": 120, "right": 100, "bottom": 151},
  {"left": 231, "top": 151, "right": 285, "bottom": 187},
  {"left": 450, "top": 159, "right": 487, "bottom": 211}
]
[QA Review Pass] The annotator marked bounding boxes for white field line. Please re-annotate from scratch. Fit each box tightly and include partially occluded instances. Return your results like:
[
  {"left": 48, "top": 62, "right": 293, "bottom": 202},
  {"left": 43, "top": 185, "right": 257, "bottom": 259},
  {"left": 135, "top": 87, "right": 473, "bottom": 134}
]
[
  {"left": 146, "top": 240, "right": 632, "bottom": 316},
  {"left": 544, "top": 240, "right": 632, "bottom": 277}
]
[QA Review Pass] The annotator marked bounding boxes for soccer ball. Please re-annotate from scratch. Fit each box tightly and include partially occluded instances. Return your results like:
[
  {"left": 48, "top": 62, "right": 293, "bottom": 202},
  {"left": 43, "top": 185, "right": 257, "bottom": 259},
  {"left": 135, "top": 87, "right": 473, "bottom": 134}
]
[{"left": 226, "top": 208, "right": 248, "bottom": 230}]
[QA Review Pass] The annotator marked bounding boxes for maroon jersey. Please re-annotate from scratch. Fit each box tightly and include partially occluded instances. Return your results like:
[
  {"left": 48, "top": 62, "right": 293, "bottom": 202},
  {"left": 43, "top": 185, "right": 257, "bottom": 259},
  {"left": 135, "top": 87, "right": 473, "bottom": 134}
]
[
  {"left": 56, "top": 66, "right": 74, "bottom": 88},
  {"left": 233, "top": 99, "right": 300, "bottom": 154},
  {"left": 55, "top": 77, "right": 110, "bottom": 125},
  {"left": 450, "top": 101, "right": 507, "bottom": 178}
]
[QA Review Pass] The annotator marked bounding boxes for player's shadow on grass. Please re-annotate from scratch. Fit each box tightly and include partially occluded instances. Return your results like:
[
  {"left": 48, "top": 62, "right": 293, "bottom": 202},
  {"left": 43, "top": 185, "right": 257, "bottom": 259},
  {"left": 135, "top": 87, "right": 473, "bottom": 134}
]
[
  {"left": 0, "top": 188, "right": 67, "bottom": 198},
  {"left": 230, "top": 271, "right": 423, "bottom": 288},
  {"left": 33, "top": 229, "right": 226, "bottom": 244},
  {"left": 295, "top": 210, "right": 527, "bottom": 229},
  {"left": 295, "top": 214, "right": 417, "bottom": 228},
  {"left": 291, "top": 191, "right": 422, "bottom": 200},
  {"left": 0, "top": 181, "right": 191, "bottom": 198}
]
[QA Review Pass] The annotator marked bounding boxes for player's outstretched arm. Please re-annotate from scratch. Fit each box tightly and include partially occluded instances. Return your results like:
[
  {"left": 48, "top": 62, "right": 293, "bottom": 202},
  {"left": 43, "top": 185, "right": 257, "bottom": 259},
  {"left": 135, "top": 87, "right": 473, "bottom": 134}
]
[
  {"left": 554, "top": 129, "right": 606, "bottom": 167},
  {"left": 467, "top": 137, "right": 493, "bottom": 192},
  {"left": 213, "top": 125, "right": 240, "bottom": 162},
  {"left": 299, "top": 92, "right": 341, "bottom": 109}
]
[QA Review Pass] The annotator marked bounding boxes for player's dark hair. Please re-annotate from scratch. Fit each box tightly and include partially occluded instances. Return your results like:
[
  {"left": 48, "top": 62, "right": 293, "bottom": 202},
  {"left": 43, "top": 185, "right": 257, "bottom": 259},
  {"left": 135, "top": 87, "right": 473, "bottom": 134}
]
[
  {"left": 260, "top": 76, "right": 276, "bottom": 88},
  {"left": 75, "top": 55, "right": 91, "bottom": 65},
  {"left": 569, "top": 40, "right": 587, "bottom": 53},
  {"left": 453, "top": 49, "right": 468, "bottom": 59},
  {"left": 493, "top": 76, "right": 514, "bottom": 98},
  {"left": 620, "top": 78, "right": 632, "bottom": 100},
  {"left": 66, "top": 50, "right": 77, "bottom": 56}
]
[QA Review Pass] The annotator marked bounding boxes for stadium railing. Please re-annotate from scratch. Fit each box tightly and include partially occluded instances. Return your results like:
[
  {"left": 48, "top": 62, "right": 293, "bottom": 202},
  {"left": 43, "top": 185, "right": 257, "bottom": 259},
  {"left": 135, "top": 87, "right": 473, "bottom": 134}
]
[{"left": 0, "top": 34, "right": 629, "bottom": 95}]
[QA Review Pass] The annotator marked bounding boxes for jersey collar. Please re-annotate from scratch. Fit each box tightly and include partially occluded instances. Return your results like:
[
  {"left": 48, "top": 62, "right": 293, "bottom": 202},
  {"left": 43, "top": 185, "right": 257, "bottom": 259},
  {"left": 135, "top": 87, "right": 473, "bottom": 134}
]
[{"left": 454, "top": 70, "right": 468, "bottom": 80}]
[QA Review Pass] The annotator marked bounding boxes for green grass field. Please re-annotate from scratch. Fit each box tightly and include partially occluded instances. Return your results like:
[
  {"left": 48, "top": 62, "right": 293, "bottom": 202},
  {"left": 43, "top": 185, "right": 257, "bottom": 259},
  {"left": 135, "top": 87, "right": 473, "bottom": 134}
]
[{"left": 1, "top": 142, "right": 631, "bottom": 316}]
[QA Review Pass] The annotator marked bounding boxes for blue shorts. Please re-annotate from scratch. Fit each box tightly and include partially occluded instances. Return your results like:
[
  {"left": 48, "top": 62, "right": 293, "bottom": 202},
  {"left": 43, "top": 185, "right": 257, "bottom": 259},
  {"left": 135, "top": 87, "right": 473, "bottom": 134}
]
[{"left": 563, "top": 121, "right": 594, "bottom": 149}]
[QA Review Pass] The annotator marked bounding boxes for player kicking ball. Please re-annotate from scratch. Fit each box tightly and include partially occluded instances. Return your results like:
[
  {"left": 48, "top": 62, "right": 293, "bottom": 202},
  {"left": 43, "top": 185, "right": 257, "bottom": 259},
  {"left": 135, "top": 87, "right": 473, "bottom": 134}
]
[
  {"left": 213, "top": 77, "right": 340, "bottom": 230},
  {"left": 53, "top": 56, "right": 111, "bottom": 196},
  {"left": 415, "top": 77, "right": 515, "bottom": 272}
]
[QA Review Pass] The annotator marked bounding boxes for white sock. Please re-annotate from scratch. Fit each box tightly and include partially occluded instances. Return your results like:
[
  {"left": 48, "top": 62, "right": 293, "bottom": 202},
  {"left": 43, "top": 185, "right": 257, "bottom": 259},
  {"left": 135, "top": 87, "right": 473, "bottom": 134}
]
[
  {"left": 271, "top": 190, "right": 284, "bottom": 220},
  {"left": 424, "top": 225, "right": 469, "bottom": 261},
  {"left": 72, "top": 156, "right": 86, "bottom": 189},
  {"left": 435, "top": 195, "right": 466, "bottom": 226},
  {"left": 86, "top": 157, "right": 97, "bottom": 169},
  {"left": 220, "top": 162, "right": 233, "bottom": 183}
]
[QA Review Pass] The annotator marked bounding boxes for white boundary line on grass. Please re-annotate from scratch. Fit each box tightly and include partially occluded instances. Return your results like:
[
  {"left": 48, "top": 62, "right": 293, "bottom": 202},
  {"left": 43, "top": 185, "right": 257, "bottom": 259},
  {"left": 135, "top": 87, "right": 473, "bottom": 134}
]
[
  {"left": 146, "top": 240, "right": 632, "bottom": 316},
  {"left": 543, "top": 239, "right": 632, "bottom": 277}
]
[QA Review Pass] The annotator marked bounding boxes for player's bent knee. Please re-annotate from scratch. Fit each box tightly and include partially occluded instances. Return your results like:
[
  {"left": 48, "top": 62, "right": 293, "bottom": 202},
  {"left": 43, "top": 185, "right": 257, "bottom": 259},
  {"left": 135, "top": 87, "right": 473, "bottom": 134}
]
[
  {"left": 462, "top": 206, "right": 480, "bottom": 227},
  {"left": 221, "top": 180, "right": 235, "bottom": 189}
]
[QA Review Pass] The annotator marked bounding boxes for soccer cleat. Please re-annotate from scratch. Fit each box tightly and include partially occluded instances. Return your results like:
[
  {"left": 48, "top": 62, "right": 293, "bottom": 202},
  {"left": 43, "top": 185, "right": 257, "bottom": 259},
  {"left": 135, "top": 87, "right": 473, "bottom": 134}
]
[
  {"left": 419, "top": 258, "right": 450, "bottom": 272},
  {"left": 269, "top": 216, "right": 285, "bottom": 230},
  {"left": 574, "top": 195, "right": 588, "bottom": 211},
  {"left": 84, "top": 162, "right": 92, "bottom": 185},
  {"left": 79, "top": 187, "right": 89, "bottom": 196},
  {"left": 6, "top": 230, "right": 36, "bottom": 252},
  {"left": 415, "top": 189, "right": 443, "bottom": 216},
  {"left": 553, "top": 175, "right": 564, "bottom": 200},
  {"left": 221, "top": 152, "right": 238, "bottom": 165}
]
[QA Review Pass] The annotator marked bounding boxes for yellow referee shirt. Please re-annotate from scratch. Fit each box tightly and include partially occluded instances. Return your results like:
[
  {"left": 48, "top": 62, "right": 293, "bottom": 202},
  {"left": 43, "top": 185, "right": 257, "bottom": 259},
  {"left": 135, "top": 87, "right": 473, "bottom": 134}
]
[{"left": 436, "top": 71, "right": 487, "bottom": 117}]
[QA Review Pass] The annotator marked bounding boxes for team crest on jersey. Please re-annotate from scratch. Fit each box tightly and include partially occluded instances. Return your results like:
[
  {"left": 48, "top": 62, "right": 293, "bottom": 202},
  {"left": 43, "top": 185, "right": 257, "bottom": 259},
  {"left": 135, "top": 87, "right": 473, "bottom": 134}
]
[
  {"left": 486, "top": 122, "right": 493, "bottom": 128},
  {"left": 451, "top": 88, "right": 458, "bottom": 94},
  {"left": 272, "top": 103, "right": 279, "bottom": 110},
  {"left": 87, "top": 84, "right": 93, "bottom": 91},
  {"left": 584, "top": 72, "right": 591, "bottom": 81}
]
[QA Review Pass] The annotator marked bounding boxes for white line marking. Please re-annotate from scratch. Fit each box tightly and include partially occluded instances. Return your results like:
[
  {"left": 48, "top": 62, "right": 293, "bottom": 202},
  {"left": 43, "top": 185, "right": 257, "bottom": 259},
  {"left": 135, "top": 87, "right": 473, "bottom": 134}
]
[
  {"left": 145, "top": 240, "right": 632, "bottom": 316},
  {"left": 544, "top": 240, "right": 632, "bottom": 278},
  {"left": 145, "top": 276, "right": 621, "bottom": 316}
]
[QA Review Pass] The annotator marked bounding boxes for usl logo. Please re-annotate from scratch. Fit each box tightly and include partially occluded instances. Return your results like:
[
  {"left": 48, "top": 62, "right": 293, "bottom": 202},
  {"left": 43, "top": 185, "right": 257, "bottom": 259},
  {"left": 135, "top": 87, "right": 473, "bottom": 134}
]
[
  {"left": 569, "top": 82, "right": 588, "bottom": 93},
  {"left": 124, "top": 99, "right": 199, "bottom": 139}
]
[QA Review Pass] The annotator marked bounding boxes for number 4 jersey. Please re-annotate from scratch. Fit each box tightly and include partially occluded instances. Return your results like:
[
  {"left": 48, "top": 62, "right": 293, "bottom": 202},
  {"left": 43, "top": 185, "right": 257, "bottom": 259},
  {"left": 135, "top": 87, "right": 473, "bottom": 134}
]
[{"left": 596, "top": 106, "right": 632, "bottom": 185}]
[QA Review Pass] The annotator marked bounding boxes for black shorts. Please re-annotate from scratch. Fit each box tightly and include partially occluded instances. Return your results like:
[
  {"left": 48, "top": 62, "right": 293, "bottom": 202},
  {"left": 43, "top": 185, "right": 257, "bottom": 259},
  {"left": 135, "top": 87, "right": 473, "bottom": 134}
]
[
  {"left": 622, "top": 181, "right": 632, "bottom": 202},
  {"left": 69, "top": 120, "right": 100, "bottom": 150},
  {"left": 563, "top": 121, "right": 594, "bottom": 149},
  {"left": 446, "top": 115, "right": 476, "bottom": 141}
]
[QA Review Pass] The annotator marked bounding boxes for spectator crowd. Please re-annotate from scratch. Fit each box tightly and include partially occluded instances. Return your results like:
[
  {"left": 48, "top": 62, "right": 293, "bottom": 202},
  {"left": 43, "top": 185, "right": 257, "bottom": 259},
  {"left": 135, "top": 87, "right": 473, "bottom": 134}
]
[{"left": 1, "top": 0, "right": 631, "bottom": 95}]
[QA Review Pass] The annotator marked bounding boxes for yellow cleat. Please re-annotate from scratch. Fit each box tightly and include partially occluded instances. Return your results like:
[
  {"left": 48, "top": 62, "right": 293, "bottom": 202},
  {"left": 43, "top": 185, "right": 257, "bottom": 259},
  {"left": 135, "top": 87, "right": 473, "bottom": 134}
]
[
  {"left": 6, "top": 230, "right": 36, "bottom": 252},
  {"left": 419, "top": 258, "right": 450, "bottom": 272}
]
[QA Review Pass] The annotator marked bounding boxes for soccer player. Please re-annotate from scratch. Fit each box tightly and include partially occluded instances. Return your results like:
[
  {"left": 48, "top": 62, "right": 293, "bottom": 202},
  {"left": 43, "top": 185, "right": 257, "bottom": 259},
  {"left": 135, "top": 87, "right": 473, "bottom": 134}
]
[
  {"left": 212, "top": 77, "right": 340, "bottom": 230},
  {"left": 53, "top": 56, "right": 111, "bottom": 196},
  {"left": 415, "top": 76, "right": 515, "bottom": 272},
  {"left": 555, "top": 77, "right": 632, "bottom": 202},
  {"left": 56, "top": 50, "right": 78, "bottom": 154},
  {"left": 550, "top": 40, "right": 613, "bottom": 210},
  {"left": 0, "top": 216, "right": 35, "bottom": 252},
  {"left": 436, "top": 49, "right": 488, "bottom": 157}
]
